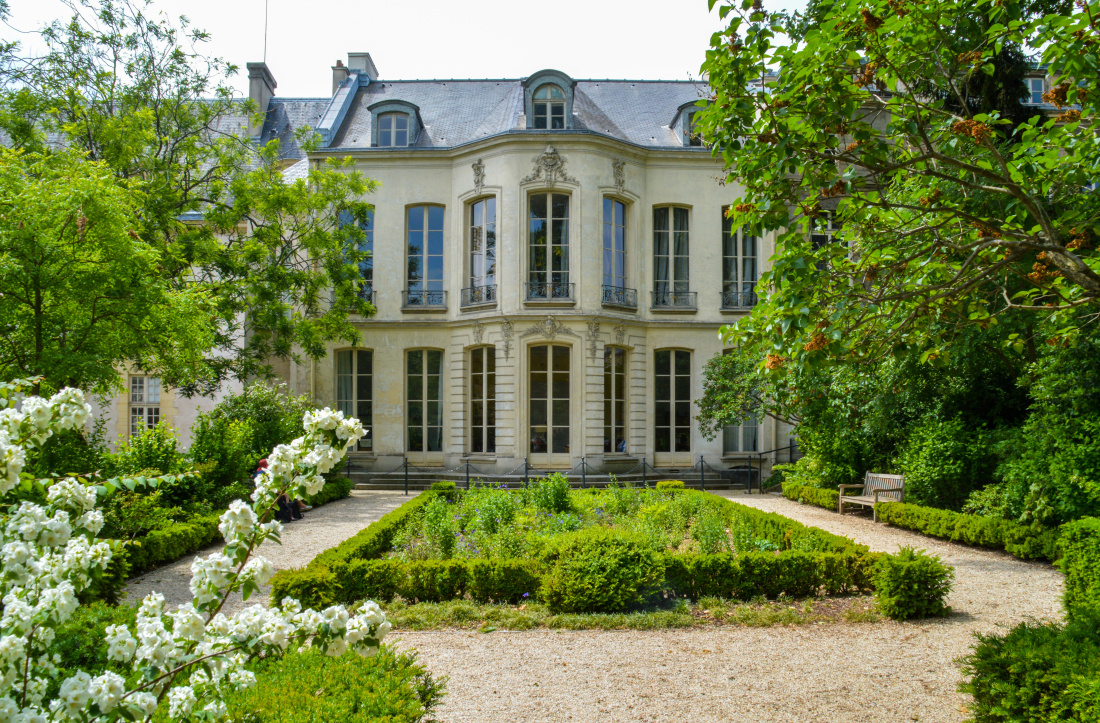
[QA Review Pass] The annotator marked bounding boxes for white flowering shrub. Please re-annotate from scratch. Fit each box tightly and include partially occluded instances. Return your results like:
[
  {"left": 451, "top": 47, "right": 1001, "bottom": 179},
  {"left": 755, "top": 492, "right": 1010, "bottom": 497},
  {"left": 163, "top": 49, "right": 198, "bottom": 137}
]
[{"left": 0, "top": 382, "right": 388, "bottom": 722}]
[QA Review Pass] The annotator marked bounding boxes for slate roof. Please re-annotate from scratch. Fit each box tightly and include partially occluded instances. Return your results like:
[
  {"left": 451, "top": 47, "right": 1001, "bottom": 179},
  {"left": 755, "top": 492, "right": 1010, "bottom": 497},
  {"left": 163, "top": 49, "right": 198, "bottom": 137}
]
[{"left": 258, "top": 78, "right": 709, "bottom": 159}]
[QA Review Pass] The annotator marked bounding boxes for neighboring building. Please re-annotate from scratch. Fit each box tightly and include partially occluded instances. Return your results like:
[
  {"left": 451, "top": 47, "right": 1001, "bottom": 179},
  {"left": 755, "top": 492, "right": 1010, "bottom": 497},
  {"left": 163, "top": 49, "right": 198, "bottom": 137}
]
[{"left": 246, "top": 53, "right": 794, "bottom": 475}]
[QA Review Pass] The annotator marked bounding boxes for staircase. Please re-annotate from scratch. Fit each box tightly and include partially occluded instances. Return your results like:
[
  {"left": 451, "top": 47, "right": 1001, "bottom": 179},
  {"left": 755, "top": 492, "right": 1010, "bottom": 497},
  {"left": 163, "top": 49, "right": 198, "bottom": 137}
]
[{"left": 344, "top": 467, "right": 757, "bottom": 493}]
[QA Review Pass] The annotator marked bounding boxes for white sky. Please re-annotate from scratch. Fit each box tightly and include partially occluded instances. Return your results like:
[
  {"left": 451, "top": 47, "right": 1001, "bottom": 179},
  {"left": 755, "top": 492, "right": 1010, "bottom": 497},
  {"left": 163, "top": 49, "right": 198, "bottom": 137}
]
[{"left": 3, "top": 0, "right": 804, "bottom": 98}]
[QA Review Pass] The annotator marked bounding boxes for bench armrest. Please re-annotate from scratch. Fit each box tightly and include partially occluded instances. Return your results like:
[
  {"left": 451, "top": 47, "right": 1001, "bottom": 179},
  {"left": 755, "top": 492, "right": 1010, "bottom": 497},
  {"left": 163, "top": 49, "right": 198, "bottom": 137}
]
[{"left": 838, "top": 484, "right": 865, "bottom": 496}]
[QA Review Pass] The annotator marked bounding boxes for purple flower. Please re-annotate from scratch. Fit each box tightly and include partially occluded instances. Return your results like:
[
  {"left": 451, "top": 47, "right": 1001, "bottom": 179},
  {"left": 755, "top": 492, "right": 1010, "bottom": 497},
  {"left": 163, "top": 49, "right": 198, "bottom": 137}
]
[{"left": 523, "top": 592, "right": 530, "bottom": 598}]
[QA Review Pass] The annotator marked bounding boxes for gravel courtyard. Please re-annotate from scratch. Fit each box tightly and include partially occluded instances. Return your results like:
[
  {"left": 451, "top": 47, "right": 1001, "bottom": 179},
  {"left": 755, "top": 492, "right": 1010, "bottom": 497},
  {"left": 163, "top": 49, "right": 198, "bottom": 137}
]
[{"left": 126, "top": 490, "right": 1065, "bottom": 722}]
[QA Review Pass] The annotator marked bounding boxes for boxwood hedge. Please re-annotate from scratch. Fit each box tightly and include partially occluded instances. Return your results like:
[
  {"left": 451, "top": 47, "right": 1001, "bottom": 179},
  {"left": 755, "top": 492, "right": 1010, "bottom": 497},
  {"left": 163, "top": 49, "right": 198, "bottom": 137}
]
[{"left": 270, "top": 488, "right": 891, "bottom": 611}]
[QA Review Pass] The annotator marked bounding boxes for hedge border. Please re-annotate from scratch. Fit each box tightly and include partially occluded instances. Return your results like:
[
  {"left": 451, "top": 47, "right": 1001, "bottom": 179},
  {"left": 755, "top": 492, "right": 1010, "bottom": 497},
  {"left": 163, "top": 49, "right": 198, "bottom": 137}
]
[
  {"left": 782, "top": 482, "right": 840, "bottom": 511},
  {"left": 270, "top": 487, "right": 882, "bottom": 609},
  {"left": 1059, "top": 517, "right": 1100, "bottom": 620},
  {"left": 876, "top": 501, "right": 1061, "bottom": 561}
]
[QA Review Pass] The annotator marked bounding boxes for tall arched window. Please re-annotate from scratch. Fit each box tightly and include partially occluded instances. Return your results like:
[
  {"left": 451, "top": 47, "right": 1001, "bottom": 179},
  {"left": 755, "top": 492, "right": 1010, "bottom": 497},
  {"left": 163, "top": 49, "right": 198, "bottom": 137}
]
[
  {"left": 336, "top": 349, "right": 372, "bottom": 451},
  {"left": 406, "top": 205, "right": 444, "bottom": 307},
  {"left": 469, "top": 346, "right": 496, "bottom": 454},
  {"left": 653, "top": 206, "right": 690, "bottom": 306},
  {"left": 533, "top": 85, "right": 566, "bottom": 129},
  {"left": 467, "top": 198, "right": 496, "bottom": 304}
]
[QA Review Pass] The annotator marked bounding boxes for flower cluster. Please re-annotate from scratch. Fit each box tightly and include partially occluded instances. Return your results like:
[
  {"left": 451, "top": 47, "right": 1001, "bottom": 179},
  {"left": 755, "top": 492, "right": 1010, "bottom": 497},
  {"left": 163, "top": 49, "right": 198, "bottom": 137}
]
[{"left": 0, "top": 386, "right": 383, "bottom": 722}]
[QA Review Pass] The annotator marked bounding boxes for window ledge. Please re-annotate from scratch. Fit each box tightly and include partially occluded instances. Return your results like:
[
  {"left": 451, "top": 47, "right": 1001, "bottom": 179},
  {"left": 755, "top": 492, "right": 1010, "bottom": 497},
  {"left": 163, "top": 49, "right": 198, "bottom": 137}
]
[
  {"left": 401, "top": 306, "right": 448, "bottom": 314},
  {"left": 720, "top": 307, "right": 754, "bottom": 315},
  {"left": 459, "top": 301, "right": 497, "bottom": 311},
  {"left": 601, "top": 301, "right": 637, "bottom": 312},
  {"left": 650, "top": 306, "right": 698, "bottom": 314},
  {"left": 720, "top": 455, "right": 761, "bottom": 461},
  {"left": 524, "top": 299, "right": 576, "bottom": 308}
]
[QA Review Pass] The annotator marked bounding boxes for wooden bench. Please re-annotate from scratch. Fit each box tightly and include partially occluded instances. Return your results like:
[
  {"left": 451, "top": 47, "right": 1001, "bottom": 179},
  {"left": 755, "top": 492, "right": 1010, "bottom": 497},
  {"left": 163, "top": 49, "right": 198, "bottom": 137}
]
[{"left": 838, "top": 472, "right": 905, "bottom": 522}]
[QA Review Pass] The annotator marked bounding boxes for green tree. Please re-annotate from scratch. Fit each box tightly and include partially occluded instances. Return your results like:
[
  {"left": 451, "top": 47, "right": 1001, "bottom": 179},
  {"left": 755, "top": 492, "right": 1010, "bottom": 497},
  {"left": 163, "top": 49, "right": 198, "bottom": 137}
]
[
  {"left": 0, "top": 0, "right": 377, "bottom": 394},
  {"left": 697, "top": 0, "right": 1100, "bottom": 369},
  {"left": 0, "top": 148, "right": 211, "bottom": 393}
]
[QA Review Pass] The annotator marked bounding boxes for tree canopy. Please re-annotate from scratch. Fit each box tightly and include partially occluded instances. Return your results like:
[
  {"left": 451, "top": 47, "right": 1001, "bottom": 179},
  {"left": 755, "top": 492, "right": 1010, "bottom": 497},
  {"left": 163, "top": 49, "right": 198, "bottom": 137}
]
[
  {"left": 0, "top": 0, "right": 377, "bottom": 394},
  {"left": 698, "top": 0, "right": 1099, "bottom": 369}
]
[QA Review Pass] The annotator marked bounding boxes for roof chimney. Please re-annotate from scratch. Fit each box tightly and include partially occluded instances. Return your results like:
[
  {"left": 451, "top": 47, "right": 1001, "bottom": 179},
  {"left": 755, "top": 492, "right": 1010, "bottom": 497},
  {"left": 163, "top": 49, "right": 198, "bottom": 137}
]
[
  {"left": 332, "top": 59, "right": 349, "bottom": 95},
  {"left": 346, "top": 52, "right": 379, "bottom": 81},
  {"left": 246, "top": 62, "right": 277, "bottom": 137}
]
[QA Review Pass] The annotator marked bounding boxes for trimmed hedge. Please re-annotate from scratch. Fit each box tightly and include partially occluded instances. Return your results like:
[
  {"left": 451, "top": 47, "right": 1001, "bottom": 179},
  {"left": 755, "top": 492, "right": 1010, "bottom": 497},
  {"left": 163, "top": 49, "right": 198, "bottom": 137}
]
[
  {"left": 271, "top": 489, "right": 889, "bottom": 611},
  {"left": 304, "top": 476, "right": 354, "bottom": 507},
  {"left": 876, "top": 501, "right": 1061, "bottom": 561},
  {"left": 656, "top": 480, "right": 685, "bottom": 490},
  {"left": 1060, "top": 517, "right": 1100, "bottom": 621},
  {"left": 127, "top": 513, "right": 222, "bottom": 575},
  {"left": 961, "top": 613, "right": 1100, "bottom": 722},
  {"left": 782, "top": 482, "right": 840, "bottom": 511}
]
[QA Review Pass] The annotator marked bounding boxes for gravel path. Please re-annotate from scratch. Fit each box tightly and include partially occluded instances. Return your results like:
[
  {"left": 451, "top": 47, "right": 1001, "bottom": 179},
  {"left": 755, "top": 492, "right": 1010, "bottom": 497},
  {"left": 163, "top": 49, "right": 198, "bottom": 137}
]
[
  {"left": 124, "top": 491, "right": 410, "bottom": 614},
  {"left": 394, "top": 492, "right": 1064, "bottom": 723}
]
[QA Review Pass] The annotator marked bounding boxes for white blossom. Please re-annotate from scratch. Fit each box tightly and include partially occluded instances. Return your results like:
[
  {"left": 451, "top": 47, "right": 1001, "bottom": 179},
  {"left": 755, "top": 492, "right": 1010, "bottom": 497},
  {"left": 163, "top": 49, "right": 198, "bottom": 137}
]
[
  {"left": 88, "top": 672, "right": 125, "bottom": 713},
  {"left": 167, "top": 686, "right": 196, "bottom": 719}
]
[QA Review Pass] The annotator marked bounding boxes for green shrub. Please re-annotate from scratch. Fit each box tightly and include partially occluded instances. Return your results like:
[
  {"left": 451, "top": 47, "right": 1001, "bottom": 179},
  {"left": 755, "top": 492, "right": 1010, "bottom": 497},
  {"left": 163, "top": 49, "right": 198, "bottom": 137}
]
[
  {"left": 125, "top": 513, "right": 222, "bottom": 575},
  {"left": 99, "top": 489, "right": 178, "bottom": 541},
  {"left": 782, "top": 481, "right": 840, "bottom": 511},
  {"left": 876, "top": 501, "right": 1061, "bottom": 561},
  {"left": 656, "top": 480, "right": 685, "bottom": 490},
  {"left": 430, "top": 480, "right": 457, "bottom": 502},
  {"left": 662, "top": 550, "right": 881, "bottom": 600},
  {"left": 304, "top": 476, "right": 353, "bottom": 507},
  {"left": 895, "top": 415, "right": 997, "bottom": 511},
  {"left": 48, "top": 601, "right": 136, "bottom": 698},
  {"left": 114, "top": 422, "right": 184, "bottom": 476},
  {"left": 872, "top": 547, "right": 954, "bottom": 620},
  {"left": 539, "top": 528, "right": 664, "bottom": 613},
  {"left": 1060, "top": 517, "right": 1100, "bottom": 621},
  {"left": 224, "top": 646, "right": 446, "bottom": 723},
  {"left": 188, "top": 415, "right": 255, "bottom": 490},
  {"left": 960, "top": 613, "right": 1100, "bottom": 723},
  {"left": 530, "top": 473, "right": 571, "bottom": 513},
  {"left": 25, "top": 419, "right": 113, "bottom": 478}
]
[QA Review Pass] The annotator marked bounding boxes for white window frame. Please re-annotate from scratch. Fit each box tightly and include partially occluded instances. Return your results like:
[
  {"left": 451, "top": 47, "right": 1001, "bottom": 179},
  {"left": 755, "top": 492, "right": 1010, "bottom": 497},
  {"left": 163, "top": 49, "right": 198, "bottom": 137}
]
[
  {"left": 378, "top": 112, "right": 409, "bottom": 147},
  {"left": 603, "top": 346, "right": 628, "bottom": 454},
  {"left": 129, "top": 376, "right": 161, "bottom": 436},
  {"left": 469, "top": 346, "right": 496, "bottom": 455},
  {"left": 653, "top": 206, "right": 690, "bottom": 298},
  {"left": 406, "top": 349, "right": 444, "bottom": 453},
  {"left": 533, "top": 84, "right": 566, "bottom": 129},
  {"left": 336, "top": 349, "right": 373, "bottom": 452}
]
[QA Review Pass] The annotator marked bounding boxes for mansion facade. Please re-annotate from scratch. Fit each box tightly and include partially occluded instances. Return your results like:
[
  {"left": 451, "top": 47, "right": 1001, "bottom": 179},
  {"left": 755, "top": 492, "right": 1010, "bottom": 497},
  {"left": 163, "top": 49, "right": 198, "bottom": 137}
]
[{"left": 98, "top": 53, "right": 793, "bottom": 473}]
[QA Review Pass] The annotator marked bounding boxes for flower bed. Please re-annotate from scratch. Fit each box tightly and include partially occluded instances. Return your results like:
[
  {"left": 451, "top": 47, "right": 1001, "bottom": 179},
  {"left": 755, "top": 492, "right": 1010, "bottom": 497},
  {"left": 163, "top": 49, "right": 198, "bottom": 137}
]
[{"left": 271, "top": 478, "right": 901, "bottom": 613}]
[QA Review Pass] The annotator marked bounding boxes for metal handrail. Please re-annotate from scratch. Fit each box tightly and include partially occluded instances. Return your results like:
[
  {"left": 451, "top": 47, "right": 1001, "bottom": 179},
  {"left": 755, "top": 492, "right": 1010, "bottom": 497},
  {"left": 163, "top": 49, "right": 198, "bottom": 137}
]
[
  {"left": 720, "top": 284, "right": 758, "bottom": 310},
  {"left": 651, "top": 290, "right": 697, "bottom": 309},
  {"left": 460, "top": 284, "right": 497, "bottom": 307},
  {"left": 402, "top": 289, "right": 447, "bottom": 309},
  {"left": 601, "top": 285, "right": 638, "bottom": 309},
  {"left": 525, "top": 281, "right": 574, "bottom": 302}
]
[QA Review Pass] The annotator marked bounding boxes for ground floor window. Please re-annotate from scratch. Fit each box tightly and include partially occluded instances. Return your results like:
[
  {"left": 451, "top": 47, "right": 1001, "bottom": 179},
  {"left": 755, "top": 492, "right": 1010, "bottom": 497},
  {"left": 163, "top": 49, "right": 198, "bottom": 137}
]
[
  {"left": 655, "top": 350, "right": 691, "bottom": 453},
  {"left": 723, "top": 414, "right": 758, "bottom": 454},
  {"left": 470, "top": 346, "right": 496, "bottom": 454},
  {"left": 336, "top": 349, "right": 373, "bottom": 451},
  {"left": 407, "top": 349, "right": 443, "bottom": 452},
  {"left": 604, "top": 347, "right": 627, "bottom": 453},
  {"left": 530, "top": 344, "right": 570, "bottom": 454},
  {"left": 129, "top": 376, "right": 161, "bottom": 436}
]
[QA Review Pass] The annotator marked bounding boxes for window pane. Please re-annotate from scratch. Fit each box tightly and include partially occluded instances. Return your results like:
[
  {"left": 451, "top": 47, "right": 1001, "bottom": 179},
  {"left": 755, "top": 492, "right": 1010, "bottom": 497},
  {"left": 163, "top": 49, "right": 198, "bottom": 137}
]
[
  {"left": 551, "top": 426, "right": 569, "bottom": 453},
  {"left": 553, "top": 345, "right": 569, "bottom": 371},
  {"left": 655, "top": 350, "right": 670, "bottom": 376},
  {"left": 427, "top": 350, "right": 442, "bottom": 375}
]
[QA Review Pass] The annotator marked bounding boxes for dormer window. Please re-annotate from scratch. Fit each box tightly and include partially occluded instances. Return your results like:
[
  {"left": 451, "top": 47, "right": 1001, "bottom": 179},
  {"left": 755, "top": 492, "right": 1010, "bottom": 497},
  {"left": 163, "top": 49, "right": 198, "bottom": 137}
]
[
  {"left": 379, "top": 112, "right": 409, "bottom": 147},
  {"left": 368, "top": 100, "right": 421, "bottom": 148},
  {"left": 687, "top": 113, "right": 702, "bottom": 147},
  {"left": 533, "top": 85, "right": 566, "bottom": 129}
]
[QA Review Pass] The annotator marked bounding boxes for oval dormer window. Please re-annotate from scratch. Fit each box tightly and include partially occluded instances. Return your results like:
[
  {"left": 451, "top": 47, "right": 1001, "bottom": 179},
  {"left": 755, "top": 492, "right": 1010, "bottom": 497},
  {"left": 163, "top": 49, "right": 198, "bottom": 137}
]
[
  {"left": 533, "top": 85, "right": 566, "bottom": 130},
  {"left": 379, "top": 112, "right": 409, "bottom": 147}
]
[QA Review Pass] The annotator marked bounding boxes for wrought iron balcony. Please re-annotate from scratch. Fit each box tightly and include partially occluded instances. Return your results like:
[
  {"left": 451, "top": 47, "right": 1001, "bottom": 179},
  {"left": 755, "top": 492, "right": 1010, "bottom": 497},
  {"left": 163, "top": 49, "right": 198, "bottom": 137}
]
[
  {"left": 720, "top": 283, "right": 758, "bottom": 310},
  {"left": 651, "top": 290, "right": 697, "bottom": 310},
  {"left": 358, "top": 284, "right": 375, "bottom": 306},
  {"left": 601, "top": 285, "right": 638, "bottom": 310},
  {"left": 401, "top": 289, "right": 447, "bottom": 310},
  {"left": 525, "top": 281, "right": 575, "bottom": 303},
  {"left": 460, "top": 284, "right": 497, "bottom": 308}
]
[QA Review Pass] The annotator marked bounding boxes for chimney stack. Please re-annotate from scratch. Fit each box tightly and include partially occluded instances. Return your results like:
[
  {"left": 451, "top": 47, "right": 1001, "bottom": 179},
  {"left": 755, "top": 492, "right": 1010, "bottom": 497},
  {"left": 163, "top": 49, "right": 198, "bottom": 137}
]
[
  {"left": 332, "top": 59, "right": 349, "bottom": 95},
  {"left": 246, "top": 62, "right": 277, "bottom": 138},
  {"left": 346, "top": 52, "right": 379, "bottom": 81}
]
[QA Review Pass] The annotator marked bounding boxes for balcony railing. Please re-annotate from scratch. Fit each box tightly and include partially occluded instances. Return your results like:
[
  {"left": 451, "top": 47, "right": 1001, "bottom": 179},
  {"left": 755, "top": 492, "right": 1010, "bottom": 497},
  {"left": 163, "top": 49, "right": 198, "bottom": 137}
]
[
  {"left": 651, "top": 290, "right": 697, "bottom": 310},
  {"left": 402, "top": 289, "right": 447, "bottom": 310},
  {"left": 721, "top": 283, "right": 758, "bottom": 310},
  {"left": 601, "top": 285, "right": 638, "bottom": 310},
  {"left": 460, "top": 284, "right": 497, "bottom": 308},
  {"left": 358, "top": 284, "right": 375, "bottom": 306},
  {"left": 525, "top": 280, "right": 575, "bottom": 303}
]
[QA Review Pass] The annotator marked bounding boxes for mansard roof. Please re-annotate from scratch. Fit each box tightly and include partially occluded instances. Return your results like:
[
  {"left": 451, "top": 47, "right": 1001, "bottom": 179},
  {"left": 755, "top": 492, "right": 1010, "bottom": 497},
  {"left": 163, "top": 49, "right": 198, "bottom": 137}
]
[{"left": 258, "top": 78, "right": 709, "bottom": 160}]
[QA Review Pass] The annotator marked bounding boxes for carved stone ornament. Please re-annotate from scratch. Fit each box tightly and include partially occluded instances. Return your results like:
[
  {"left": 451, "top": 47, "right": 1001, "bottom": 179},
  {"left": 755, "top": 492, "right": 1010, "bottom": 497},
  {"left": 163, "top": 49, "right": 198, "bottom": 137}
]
[
  {"left": 472, "top": 319, "right": 485, "bottom": 344},
  {"left": 522, "top": 144, "right": 578, "bottom": 188},
  {"left": 586, "top": 319, "right": 601, "bottom": 359},
  {"left": 612, "top": 158, "right": 626, "bottom": 193},
  {"left": 472, "top": 158, "right": 485, "bottom": 194},
  {"left": 520, "top": 315, "right": 580, "bottom": 341},
  {"left": 500, "top": 318, "right": 514, "bottom": 359},
  {"left": 613, "top": 321, "right": 626, "bottom": 345}
]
